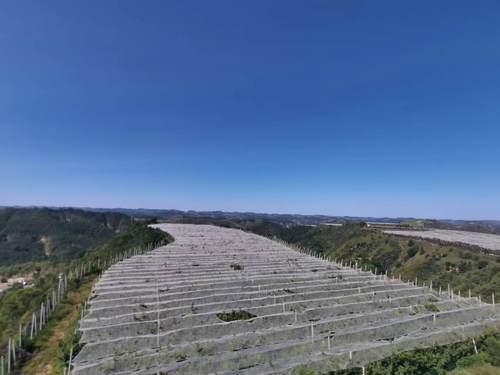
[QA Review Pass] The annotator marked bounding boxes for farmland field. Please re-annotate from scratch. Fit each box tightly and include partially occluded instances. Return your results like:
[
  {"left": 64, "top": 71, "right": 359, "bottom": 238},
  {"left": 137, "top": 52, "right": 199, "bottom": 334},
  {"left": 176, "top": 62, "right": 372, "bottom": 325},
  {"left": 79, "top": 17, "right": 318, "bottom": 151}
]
[
  {"left": 384, "top": 229, "right": 500, "bottom": 251},
  {"left": 73, "top": 224, "right": 500, "bottom": 374}
]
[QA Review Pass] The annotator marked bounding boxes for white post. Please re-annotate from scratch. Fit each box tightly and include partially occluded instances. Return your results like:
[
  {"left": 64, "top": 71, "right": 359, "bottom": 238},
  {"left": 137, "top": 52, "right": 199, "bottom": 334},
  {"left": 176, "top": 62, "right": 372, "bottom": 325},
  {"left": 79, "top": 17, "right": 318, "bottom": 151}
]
[
  {"left": 472, "top": 338, "right": 478, "bottom": 354},
  {"left": 68, "top": 346, "right": 73, "bottom": 375},
  {"left": 10, "top": 340, "right": 15, "bottom": 362},
  {"left": 18, "top": 324, "right": 22, "bottom": 348},
  {"left": 40, "top": 303, "right": 44, "bottom": 330},
  {"left": 327, "top": 336, "right": 331, "bottom": 352},
  {"left": 30, "top": 313, "right": 35, "bottom": 339},
  {"left": 7, "top": 339, "right": 11, "bottom": 374}
]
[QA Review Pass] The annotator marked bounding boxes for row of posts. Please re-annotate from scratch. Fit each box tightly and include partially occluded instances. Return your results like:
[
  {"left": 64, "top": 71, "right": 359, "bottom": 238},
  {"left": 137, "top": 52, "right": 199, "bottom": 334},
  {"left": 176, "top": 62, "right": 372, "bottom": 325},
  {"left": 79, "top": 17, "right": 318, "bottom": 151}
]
[
  {"left": 273, "top": 235, "right": 496, "bottom": 305},
  {"left": 0, "top": 240, "right": 167, "bottom": 375},
  {"left": 272, "top": 236, "right": 497, "bottom": 373}
]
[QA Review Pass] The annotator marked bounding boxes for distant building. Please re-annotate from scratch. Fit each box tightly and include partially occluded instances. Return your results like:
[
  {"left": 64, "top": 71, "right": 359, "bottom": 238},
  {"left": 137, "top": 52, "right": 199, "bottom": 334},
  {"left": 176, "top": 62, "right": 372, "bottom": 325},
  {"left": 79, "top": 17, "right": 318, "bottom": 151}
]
[{"left": 7, "top": 277, "right": 27, "bottom": 287}]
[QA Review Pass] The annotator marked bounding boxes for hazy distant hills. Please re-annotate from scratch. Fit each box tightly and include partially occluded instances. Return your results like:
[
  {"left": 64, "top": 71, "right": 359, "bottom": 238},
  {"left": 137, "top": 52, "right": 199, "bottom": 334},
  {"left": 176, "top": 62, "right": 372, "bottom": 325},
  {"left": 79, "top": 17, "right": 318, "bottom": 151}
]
[
  {"left": 83, "top": 207, "right": 500, "bottom": 234},
  {"left": 0, "top": 207, "right": 131, "bottom": 265},
  {"left": 84, "top": 207, "right": 416, "bottom": 225}
]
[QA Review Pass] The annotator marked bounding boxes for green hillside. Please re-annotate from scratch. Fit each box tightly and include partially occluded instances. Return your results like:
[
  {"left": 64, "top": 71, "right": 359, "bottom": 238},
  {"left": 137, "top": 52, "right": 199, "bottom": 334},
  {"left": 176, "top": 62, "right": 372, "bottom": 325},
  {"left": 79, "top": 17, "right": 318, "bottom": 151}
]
[
  {"left": 0, "top": 220, "right": 173, "bottom": 373},
  {"left": 0, "top": 207, "right": 131, "bottom": 265}
]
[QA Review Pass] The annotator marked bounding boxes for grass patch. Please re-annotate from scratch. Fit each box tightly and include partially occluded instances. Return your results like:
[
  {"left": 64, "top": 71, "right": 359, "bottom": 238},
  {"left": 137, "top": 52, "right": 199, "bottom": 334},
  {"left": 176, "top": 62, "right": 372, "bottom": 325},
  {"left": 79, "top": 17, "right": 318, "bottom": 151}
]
[
  {"left": 217, "top": 310, "right": 256, "bottom": 322},
  {"left": 334, "top": 327, "right": 500, "bottom": 374},
  {"left": 424, "top": 303, "right": 440, "bottom": 312}
]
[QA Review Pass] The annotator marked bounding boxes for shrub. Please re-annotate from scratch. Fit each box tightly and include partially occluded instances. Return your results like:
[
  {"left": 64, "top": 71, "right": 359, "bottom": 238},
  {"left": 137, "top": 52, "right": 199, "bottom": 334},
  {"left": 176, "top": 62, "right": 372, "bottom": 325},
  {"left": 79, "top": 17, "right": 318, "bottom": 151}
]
[
  {"left": 478, "top": 260, "right": 489, "bottom": 269},
  {"left": 406, "top": 246, "right": 419, "bottom": 260},
  {"left": 424, "top": 303, "right": 440, "bottom": 312},
  {"left": 217, "top": 310, "right": 256, "bottom": 322}
]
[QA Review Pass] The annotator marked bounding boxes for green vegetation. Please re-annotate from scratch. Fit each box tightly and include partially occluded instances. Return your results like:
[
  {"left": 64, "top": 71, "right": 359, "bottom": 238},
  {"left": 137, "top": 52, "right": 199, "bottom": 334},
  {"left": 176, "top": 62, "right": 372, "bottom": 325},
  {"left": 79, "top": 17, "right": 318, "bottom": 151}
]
[
  {"left": 404, "top": 220, "right": 425, "bottom": 230},
  {"left": 0, "top": 215, "right": 173, "bottom": 373},
  {"left": 319, "top": 225, "right": 500, "bottom": 303},
  {"left": 217, "top": 310, "right": 256, "bottom": 322},
  {"left": 0, "top": 207, "right": 131, "bottom": 265},
  {"left": 424, "top": 303, "right": 440, "bottom": 312},
  {"left": 21, "top": 276, "right": 95, "bottom": 375},
  {"left": 331, "top": 327, "right": 500, "bottom": 374}
]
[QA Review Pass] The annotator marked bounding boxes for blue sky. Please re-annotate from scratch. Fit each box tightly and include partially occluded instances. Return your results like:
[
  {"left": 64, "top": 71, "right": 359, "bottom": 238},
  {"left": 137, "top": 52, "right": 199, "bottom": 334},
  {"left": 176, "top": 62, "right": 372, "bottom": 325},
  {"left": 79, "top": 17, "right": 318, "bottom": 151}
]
[{"left": 1, "top": 1, "right": 499, "bottom": 219}]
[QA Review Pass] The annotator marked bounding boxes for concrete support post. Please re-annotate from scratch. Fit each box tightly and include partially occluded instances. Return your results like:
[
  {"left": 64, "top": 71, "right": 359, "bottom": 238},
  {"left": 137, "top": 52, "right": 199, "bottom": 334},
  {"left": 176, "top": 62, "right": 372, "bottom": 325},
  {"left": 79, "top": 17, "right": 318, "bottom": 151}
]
[
  {"left": 18, "top": 324, "right": 22, "bottom": 349},
  {"left": 7, "top": 339, "right": 10, "bottom": 374},
  {"left": 68, "top": 346, "right": 73, "bottom": 375},
  {"left": 10, "top": 340, "right": 15, "bottom": 362}
]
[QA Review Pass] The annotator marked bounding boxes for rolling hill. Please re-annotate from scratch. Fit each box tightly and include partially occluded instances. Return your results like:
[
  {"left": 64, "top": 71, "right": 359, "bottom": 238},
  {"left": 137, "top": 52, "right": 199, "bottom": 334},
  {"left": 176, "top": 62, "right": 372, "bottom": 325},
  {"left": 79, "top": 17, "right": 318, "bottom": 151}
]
[{"left": 0, "top": 207, "right": 132, "bottom": 265}]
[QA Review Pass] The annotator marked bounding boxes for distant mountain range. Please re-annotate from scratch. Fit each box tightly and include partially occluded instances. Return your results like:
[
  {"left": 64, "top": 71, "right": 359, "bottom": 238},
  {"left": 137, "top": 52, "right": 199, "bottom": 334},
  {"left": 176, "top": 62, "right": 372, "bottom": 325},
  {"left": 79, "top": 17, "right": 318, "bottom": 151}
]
[
  {"left": 2, "top": 206, "right": 499, "bottom": 235},
  {"left": 81, "top": 207, "right": 500, "bottom": 235}
]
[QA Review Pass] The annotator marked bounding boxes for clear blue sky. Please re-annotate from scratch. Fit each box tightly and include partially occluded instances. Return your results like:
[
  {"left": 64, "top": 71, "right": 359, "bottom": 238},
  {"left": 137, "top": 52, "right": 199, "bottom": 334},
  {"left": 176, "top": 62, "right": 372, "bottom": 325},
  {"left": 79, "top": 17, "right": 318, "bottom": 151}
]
[{"left": 1, "top": 1, "right": 499, "bottom": 220}]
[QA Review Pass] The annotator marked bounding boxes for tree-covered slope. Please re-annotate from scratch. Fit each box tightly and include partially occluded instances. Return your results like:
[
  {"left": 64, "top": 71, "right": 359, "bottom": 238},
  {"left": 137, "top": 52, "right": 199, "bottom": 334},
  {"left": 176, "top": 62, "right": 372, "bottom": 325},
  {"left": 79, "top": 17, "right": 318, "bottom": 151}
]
[
  {"left": 0, "top": 207, "right": 131, "bottom": 265},
  {"left": 0, "top": 221, "right": 173, "bottom": 371}
]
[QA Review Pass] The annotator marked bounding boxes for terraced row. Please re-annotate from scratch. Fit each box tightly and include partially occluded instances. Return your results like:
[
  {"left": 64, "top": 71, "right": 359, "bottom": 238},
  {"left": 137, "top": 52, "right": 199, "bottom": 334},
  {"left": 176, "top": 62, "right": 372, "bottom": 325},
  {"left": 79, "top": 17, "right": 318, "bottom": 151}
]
[{"left": 72, "top": 224, "right": 500, "bottom": 374}]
